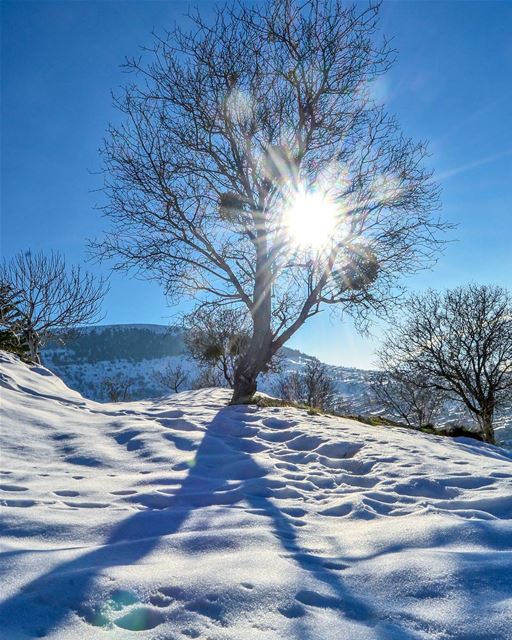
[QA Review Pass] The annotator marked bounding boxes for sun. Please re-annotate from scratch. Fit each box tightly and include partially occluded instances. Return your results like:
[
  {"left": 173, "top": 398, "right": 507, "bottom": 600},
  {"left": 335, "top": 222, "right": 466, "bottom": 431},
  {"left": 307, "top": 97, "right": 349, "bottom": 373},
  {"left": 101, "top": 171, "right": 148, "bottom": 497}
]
[{"left": 284, "top": 187, "right": 339, "bottom": 249}]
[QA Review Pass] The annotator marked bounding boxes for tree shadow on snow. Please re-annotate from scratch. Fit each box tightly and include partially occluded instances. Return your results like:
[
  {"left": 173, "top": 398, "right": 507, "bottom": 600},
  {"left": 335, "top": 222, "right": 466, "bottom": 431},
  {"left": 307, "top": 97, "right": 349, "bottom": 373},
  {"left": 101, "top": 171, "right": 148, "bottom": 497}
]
[{"left": 0, "top": 404, "right": 379, "bottom": 638}]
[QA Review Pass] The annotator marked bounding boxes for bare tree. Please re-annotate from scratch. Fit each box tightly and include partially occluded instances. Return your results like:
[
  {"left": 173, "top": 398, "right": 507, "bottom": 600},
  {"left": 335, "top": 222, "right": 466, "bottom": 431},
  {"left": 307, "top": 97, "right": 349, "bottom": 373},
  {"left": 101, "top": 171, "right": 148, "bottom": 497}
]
[
  {"left": 154, "top": 362, "right": 189, "bottom": 393},
  {"left": 1, "top": 251, "right": 106, "bottom": 363},
  {"left": 274, "top": 358, "right": 337, "bottom": 411},
  {"left": 95, "top": 0, "right": 447, "bottom": 403},
  {"left": 370, "top": 370, "right": 446, "bottom": 429},
  {"left": 101, "top": 375, "right": 134, "bottom": 402},
  {"left": 191, "top": 365, "right": 226, "bottom": 390},
  {"left": 184, "top": 307, "right": 251, "bottom": 387},
  {"left": 378, "top": 285, "right": 512, "bottom": 443},
  {"left": 273, "top": 369, "right": 304, "bottom": 404},
  {"left": 302, "top": 358, "right": 338, "bottom": 410}
]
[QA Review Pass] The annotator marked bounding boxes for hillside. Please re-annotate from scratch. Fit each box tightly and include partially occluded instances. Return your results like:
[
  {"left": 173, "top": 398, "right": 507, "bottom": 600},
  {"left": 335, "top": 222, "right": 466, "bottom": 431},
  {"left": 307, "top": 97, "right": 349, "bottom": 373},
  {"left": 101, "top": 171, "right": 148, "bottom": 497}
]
[
  {"left": 1, "top": 352, "right": 511, "bottom": 639},
  {"left": 41, "top": 324, "right": 512, "bottom": 446},
  {"left": 41, "top": 324, "right": 373, "bottom": 409}
]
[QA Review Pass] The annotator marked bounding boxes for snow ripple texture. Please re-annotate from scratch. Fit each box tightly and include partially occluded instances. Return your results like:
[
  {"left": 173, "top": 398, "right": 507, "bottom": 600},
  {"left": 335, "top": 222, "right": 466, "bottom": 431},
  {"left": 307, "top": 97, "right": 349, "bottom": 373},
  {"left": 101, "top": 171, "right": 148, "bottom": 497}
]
[{"left": 1, "top": 352, "right": 511, "bottom": 640}]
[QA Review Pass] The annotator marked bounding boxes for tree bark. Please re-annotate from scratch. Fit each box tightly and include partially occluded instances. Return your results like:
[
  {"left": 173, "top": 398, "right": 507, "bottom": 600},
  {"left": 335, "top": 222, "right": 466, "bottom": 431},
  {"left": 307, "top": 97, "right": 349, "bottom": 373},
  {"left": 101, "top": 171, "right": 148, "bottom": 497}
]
[
  {"left": 230, "top": 239, "right": 273, "bottom": 404},
  {"left": 25, "top": 330, "right": 41, "bottom": 364},
  {"left": 231, "top": 356, "right": 261, "bottom": 404},
  {"left": 230, "top": 315, "right": 273, "bottom": 404},
  {"left": 480, "top": 412, "right": 495, "bottom": 444}
]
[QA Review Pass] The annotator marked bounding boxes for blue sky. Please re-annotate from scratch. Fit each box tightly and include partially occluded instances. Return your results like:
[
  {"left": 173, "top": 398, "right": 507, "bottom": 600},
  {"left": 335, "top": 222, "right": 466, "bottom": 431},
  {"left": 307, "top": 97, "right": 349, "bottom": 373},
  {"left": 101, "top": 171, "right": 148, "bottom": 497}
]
[{"left": 2, "top": 0, "right": 511, "bottom": 368}]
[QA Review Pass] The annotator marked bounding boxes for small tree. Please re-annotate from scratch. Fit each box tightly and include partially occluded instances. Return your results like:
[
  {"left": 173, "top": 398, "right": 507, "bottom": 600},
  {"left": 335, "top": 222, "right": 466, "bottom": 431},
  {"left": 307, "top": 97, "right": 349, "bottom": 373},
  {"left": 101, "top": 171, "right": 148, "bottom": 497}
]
[
  {"left": 95, "top": 0, "right": 447, "bottom": 403},
  {"left": 274, "top": 358, "right": 336, "bottom": 411},
  {"left": 101, "top": 375, "right": 134, "bottom": 402},
  {"left": 0, "top": 251, "right": 106, "bottom": 363},
  {"left": 273, "top": 369, "right": 304, "bottom": 404},
  {"left": 191, "top": 365, "right": 226, "bottom": 390},
  {"left": 370, "top": 370, "right": 446, "bottom": 429},
  {"left": 0, "top": 282, "right": 30, "bottom": 359},
  {"left": 302, "top": 358, "right": 337, "bottom": 410},
  {"left": 154, "top": 362, "right": 189, "bottom": 393},
  {"left": 184, "top": 307, "right": 251, "bottom": 388},
  {"left": 378, "top": 285, "right": 512, "bottom": 443}
]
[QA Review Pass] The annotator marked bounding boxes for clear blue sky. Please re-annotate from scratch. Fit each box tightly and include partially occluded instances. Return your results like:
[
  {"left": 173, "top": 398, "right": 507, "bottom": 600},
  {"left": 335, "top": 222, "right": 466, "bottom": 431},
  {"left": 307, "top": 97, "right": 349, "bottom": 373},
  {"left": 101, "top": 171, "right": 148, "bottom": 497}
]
[{"left": 2, "top": 0, "right": 511, "bottom": 368}]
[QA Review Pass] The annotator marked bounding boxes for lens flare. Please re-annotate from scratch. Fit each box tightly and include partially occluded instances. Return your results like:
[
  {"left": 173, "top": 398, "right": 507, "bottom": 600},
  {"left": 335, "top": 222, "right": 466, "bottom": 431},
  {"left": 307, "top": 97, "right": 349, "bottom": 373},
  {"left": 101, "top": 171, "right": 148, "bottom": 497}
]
[{"left": 284, "top": 188, "right": 338, "bottom": 249}]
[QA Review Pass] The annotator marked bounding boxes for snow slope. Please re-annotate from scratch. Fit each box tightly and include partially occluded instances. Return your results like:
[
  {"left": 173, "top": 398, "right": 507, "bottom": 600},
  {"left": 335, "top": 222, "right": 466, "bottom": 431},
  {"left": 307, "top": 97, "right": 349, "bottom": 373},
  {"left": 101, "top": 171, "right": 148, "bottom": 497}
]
[
  {"left": 41, "top": 324, "right": 374, "bottom": 406},
  {"left": 1, "top": 352, "right": 512, "bottom": 639},
  {"left": 41, "top": 324, "right": 512, "bottom": 446}
]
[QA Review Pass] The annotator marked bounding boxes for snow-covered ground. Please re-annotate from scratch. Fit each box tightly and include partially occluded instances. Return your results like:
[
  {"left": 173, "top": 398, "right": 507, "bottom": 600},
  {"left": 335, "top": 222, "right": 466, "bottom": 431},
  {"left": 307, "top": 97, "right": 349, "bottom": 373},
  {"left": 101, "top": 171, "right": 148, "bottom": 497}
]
[
  {"left": 1, "top": 351, "right": 512, "bottom": 639},
  {"left": 41, "top": 324, "right": 512, "bottom": 446}
]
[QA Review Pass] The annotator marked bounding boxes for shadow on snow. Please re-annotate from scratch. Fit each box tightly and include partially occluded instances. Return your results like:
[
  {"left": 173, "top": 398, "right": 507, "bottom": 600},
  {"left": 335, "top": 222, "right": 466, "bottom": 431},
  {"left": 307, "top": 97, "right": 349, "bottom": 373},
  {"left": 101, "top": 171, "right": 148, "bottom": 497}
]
[{"left": 0, "top": 404, "right": 378, "bottom": 638}]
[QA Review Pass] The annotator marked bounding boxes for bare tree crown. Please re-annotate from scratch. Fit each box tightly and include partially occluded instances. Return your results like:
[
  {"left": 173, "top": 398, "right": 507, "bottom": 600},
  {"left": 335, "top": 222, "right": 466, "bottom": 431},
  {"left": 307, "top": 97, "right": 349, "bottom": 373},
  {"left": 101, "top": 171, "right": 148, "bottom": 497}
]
[
  {"left": 95, "top": 0, "right": 448, "bottom": 400},
  {"left": 378, "top": 284, "right": 512, "bottom": 443},
  {"left": 1, "top": 251, "right": 106, "bottom": 361}
]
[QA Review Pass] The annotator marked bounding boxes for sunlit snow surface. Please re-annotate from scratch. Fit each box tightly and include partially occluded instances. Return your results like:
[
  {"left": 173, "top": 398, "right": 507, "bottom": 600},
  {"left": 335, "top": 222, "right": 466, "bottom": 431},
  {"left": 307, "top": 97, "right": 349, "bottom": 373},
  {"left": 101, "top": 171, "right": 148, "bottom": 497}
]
[{"left": 1, "top": 352, "right": 511, "bottom": 639}]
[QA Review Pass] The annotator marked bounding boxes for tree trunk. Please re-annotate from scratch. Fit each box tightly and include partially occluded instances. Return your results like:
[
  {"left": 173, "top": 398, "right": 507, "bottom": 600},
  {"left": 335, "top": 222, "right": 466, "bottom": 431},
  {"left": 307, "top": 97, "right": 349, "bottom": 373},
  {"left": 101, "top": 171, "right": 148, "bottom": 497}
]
[
  {"left": 231, "top": 321, "right": 274, "bottom": 403},
  {"left": 231, "top": 242, "right": 273, "bottom": 404},
  {"left": 25, "top": 330, "right": 41, "bottom": 364},
  {"left": 231, "top": 356, "right": 260, "bottom": 404},
  {"left": 480, "top": 413, "right": 495, "bottom": 444}
]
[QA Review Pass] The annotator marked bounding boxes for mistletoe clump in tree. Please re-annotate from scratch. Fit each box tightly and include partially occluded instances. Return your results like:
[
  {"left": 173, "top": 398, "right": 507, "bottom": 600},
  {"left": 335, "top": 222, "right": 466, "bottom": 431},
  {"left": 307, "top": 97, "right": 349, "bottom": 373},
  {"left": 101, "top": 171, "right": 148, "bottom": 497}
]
[
  {"left": 184, "top": 307, "right": 252, "bottom": 388},
  {"left": 96, "top": 0, "right": 447, "bottom": 403}
]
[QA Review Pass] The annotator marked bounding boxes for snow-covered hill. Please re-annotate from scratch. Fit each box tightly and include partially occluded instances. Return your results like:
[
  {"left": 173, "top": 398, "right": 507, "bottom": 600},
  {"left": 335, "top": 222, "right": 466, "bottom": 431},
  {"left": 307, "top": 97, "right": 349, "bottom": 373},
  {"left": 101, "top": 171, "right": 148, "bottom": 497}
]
[
  {"left": 41, "top": 323, "right": 373, "bottom": 408},
  {"left": 41, "top": 323, "right": 512, "bottom": 447},
  {"left": 1, "top": 352, "right": 511, "bottom": 639}
]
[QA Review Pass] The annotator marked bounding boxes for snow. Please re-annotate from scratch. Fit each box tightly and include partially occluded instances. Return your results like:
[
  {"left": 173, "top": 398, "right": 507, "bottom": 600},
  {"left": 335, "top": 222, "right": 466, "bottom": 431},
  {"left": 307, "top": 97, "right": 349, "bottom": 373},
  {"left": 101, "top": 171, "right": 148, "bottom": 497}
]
[
  {"left": 41, "top": 323, "right": 512, "bottom": 446},
  {"left": 1, "top": 351, "right": 512, "bottom": 639}
]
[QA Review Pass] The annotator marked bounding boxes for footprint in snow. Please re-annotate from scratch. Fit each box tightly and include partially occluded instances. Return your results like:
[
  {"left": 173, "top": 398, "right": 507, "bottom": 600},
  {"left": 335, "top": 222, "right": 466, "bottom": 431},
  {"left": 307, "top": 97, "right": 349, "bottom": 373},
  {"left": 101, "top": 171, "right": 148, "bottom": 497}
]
[
  {"left": 241, "top": 582, "right": 254, "bottom": 590},
  {"left": 295, "top": 590, "right": 344, "bottom": 610},
  {"left": 163, "top": 433, "right": 197, "bottom": 451},
  {"left": 185, "top": 598, "right": 224, "bottom": 621},
  {"left": 279, "top": 603, "right": 306, "bottom": 618},
  {"left": 114, "top": 607, "right": 164, "bottom": 631},
  {"left": 1, "top": 499, "right": 36, "bottom": 507},
  {"left": 148, "top": 586, "right": 184, "bottom": 608},
  {"left": 263, "top": 417, "right": 296, "bottom": 429},
  {"left": 0, "top": 484, "right": 28, "bottom": 492},
  {"left": 80, "top": 589, "right": 165, "bottom": 632},
  {"left": 63, "top": 501, "right": 109, "bottom": 509},
  {"left": 113, "top": 429, "right": 141, "bottom": 445}
]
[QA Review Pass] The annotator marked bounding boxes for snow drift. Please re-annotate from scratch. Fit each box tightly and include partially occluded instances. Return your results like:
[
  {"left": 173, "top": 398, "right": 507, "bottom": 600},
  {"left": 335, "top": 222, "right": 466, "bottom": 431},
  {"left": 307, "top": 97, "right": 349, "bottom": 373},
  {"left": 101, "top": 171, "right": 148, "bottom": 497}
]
[{"left": 1, "top": 351, "right": 511, "bottom": 639}]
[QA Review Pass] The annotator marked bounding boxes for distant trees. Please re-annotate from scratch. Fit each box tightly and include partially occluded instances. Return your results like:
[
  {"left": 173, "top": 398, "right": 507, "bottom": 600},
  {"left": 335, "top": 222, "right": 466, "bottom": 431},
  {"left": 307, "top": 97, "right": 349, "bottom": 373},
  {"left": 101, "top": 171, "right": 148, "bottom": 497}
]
[
  {"left": 378, "top": 285, "right": 512, "bottom": 443},
  {"left": 43, "top": 326, "right": 185, "bottom": 364},
  {"left": 370, "top": 371, "right": 446, "bottom": 429},
  {"left": 154, "top": 362, "right": 189, "bottom": 393},
  {"left": 0, "top": 251, "right": 106, "bottom": 363},
  {"left": 95, "top": 0, "right": 447, "bottom": 404},
  {"left": 274, "top": 358, "right": 337, "bottom": 411}
]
